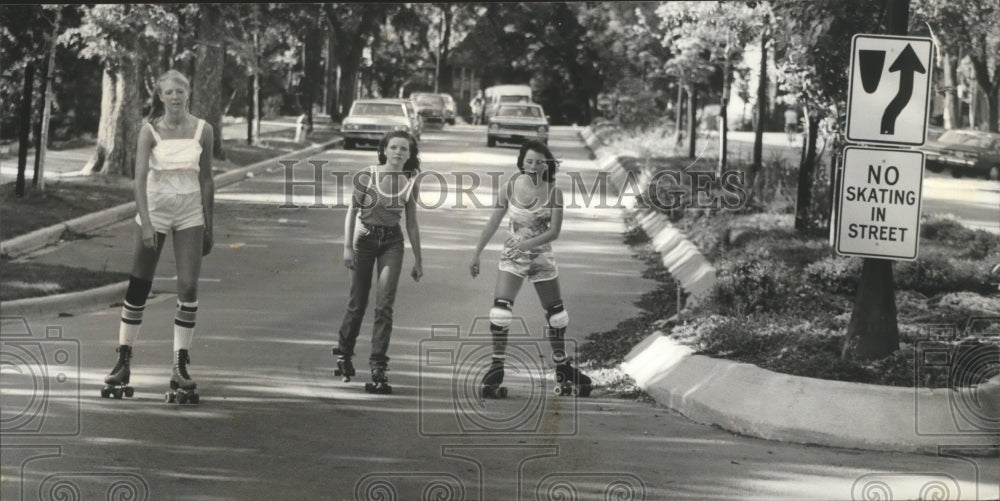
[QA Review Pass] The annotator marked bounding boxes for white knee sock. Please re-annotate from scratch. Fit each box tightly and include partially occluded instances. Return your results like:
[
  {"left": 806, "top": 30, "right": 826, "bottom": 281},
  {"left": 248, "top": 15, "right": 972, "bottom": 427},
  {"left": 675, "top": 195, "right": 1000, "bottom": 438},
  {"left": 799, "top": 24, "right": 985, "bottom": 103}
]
[
  {"left": 173, "top": 300, "right": 198, "bottom": 351},
  {"left": 118, "top": 300, "right": 144, "bottom": 345}
]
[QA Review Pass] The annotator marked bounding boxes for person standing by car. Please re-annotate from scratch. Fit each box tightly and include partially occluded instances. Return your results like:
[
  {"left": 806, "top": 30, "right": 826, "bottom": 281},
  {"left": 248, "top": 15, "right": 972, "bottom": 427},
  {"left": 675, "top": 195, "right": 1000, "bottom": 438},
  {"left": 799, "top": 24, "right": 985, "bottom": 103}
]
[
  {"left": 101, "top": 69, "right": 214, "bottom": 404},
  {"left": 468, "top": 140, "right": 592, "bottom": 399},
  {"left": 470, "top": 91, "right": 485, "bottom": 125},
  {"left": 333, "top": 130, "right": 423, "bottom": 394},
  {"left": 784, "top": 107, "right": 799, "bottom": 146}
]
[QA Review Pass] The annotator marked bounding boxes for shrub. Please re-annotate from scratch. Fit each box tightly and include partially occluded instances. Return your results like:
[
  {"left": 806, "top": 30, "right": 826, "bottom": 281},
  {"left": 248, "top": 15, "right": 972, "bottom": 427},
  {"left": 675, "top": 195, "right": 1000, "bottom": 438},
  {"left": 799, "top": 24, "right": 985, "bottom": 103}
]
[
  {"left": 712, "top": 247, "right": 789, "bottom": 315},
  {"left": 896, "top": 252, "right": 995, "bottom": 295},
  {"left": 805, "top": 256, "right": 862, "bottom": 295}
]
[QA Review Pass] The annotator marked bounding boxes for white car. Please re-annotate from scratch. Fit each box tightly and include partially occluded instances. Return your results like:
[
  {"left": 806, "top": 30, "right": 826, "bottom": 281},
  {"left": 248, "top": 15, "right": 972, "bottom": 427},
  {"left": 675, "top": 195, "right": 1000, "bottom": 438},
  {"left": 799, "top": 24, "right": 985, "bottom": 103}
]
[
  {"left": 487, "top": 103, "right": 549, "bottom": 147},
  {"left": 341, "top": 99, "right": 421, "bottom": 150}
]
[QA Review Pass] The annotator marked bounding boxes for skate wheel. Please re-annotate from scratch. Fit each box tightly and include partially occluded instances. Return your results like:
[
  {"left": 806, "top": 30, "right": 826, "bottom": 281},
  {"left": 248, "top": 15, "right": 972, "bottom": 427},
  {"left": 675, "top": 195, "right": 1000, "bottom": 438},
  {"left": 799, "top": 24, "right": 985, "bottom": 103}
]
[
  {"left": 124, "top": 387, "right": 134, "bottom": 398},
  {"left": 334, "top": 369, "right": 342, "bottom": 376},
  {"left": 165, "top": 392, "right": 175, "bottom": 403},
  {"left": 498, "top": 387, "right": 508, "bottom": 398},
  {"left": 383, "top": 385, "right": 392, "bottom": 395},
  {"left": 580, "top": 387, "right": 592, "bottom": 397},
  {"left": 365, "top": 383, "right": 375, "bottom": 393},
  {"left": 570, "top": 385, "right": 580, "bottom": 397},
  {"left": 553, "top": 385, "right": 565, "bottom": 396},
  {"left": 177, "top": 392, "right": 188, "bottom": 404},
  {"left": 112, "top": 389, "right": 123, "bottom": 399},
  {"left": 101, "top": 387, "right": 111, "bottom": 398},
  {"left": 188, "top": 393, "right": 200, "bottom": 404}
]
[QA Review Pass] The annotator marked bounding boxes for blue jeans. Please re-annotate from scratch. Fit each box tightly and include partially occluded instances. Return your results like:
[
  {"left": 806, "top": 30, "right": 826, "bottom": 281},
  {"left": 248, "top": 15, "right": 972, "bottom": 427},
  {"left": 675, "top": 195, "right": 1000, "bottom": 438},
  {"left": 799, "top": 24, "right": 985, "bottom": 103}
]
[{"left": 337, "top": 222, "right": 405, "bottom": 367}]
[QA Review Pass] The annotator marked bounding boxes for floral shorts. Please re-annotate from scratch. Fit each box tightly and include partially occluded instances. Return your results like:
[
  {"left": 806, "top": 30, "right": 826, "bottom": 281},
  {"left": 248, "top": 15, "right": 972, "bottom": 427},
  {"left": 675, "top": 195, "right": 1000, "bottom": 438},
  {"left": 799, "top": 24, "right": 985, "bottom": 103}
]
[{"left": 498, "top": 242, "right": 558, "bottom": 283}]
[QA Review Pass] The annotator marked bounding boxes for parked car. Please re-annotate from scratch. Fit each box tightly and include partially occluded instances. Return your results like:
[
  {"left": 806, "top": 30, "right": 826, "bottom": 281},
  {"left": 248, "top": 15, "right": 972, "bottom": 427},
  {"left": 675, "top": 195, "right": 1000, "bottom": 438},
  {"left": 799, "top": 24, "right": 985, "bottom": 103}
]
[
  {"left": 409, "top": 93, "right": 446, "bottom": 129},
  {"left": 341, "top": 99, "right": 420, "bottom": 150},
  {"left": 487, "top": 103, "right": 549, "bottom": 147},
  {"left": 921, "top": 129, "right": 1000, "bottom": 180},
  {"left": 439, "top": 93, "right": 456, "bottom": 125}
]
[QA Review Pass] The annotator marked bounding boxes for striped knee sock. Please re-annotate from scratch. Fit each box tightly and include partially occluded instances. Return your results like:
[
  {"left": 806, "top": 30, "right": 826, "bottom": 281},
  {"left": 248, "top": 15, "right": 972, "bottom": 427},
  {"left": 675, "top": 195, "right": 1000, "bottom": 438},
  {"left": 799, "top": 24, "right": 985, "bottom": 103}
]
[
  {"left": 118, "top": 300, "right": 144, "bottom": 345},
  {"left": 173, "top": 300, "right": 198, "bottom": 351}
]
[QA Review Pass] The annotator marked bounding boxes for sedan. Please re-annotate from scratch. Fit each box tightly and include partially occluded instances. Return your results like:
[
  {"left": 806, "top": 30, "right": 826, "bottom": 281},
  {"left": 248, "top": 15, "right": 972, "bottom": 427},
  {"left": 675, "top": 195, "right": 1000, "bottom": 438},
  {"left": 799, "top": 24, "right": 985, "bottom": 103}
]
[
  {"left": 922, "top": 129, "right": 1000, "bottom": 180},
  {"left": 487, "top": 103, "right": 549, "bottom": 147},
  {"left": 410, "top": 93, "right": 446, "bottom": 129},
  {"left": 341, "top": 99, "right": 420, "bottom": 150}
]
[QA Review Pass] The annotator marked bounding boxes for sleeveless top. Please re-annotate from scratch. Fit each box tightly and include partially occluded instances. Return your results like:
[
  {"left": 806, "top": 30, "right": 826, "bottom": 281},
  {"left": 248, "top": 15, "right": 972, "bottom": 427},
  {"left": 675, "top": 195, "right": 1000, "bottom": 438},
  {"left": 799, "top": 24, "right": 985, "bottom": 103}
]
[
  {"left": 504, "top": 188, "right": 555, "bottom": 255},
  {"left": 356, "top": 165, "right": 415, "bottom": 227},
  {"left": 145, "top": 119, "right": 205, "bottom": 194}
]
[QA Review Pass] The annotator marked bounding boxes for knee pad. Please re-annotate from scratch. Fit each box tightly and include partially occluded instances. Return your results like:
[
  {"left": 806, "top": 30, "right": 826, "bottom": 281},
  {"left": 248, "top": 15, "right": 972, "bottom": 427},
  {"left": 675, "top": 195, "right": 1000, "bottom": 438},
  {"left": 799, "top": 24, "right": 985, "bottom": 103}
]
[
  {"left": 546, "top": 302, "right": 569, "bottom": 329},
  {"left": 489, "top": 298, "right": 513, "bottom": 328},
  {"left": 125, "top": 275, "right": 153, "bottom": 306}
]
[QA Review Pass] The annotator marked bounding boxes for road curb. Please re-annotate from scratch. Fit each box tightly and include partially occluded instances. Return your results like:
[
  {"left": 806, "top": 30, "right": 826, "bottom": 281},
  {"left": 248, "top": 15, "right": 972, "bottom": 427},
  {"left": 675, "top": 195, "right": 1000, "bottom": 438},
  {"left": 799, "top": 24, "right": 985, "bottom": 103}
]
[
  {"left": 1, "top": 138, "right": 341, "bottom": 318},
  {"left": 621, "top": 332, "right": 1000, "bottom": 454},
  {"left": 1, "top": 138, "right": 341, "bottom": 260},
  {"left": 1, "top": 280, "right": 127, "bottom": 318},
  {"left": 576, "top": 126, "right": 1000, "bottom": 454}
]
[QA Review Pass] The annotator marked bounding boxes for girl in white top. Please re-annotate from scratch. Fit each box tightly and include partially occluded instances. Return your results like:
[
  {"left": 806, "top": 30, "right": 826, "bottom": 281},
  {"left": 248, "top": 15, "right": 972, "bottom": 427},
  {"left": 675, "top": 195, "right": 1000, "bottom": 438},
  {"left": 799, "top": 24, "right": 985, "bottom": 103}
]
[{"left": 101, "top": 70, "right": 215, "bottom": 404}]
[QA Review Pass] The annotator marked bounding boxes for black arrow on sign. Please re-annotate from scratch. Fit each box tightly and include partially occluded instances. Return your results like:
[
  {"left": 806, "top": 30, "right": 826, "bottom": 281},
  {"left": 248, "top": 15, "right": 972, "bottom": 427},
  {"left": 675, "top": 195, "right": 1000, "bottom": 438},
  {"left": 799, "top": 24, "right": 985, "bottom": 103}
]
[{"left": 880, "top": 43, "right": 925, "bottom": 135}]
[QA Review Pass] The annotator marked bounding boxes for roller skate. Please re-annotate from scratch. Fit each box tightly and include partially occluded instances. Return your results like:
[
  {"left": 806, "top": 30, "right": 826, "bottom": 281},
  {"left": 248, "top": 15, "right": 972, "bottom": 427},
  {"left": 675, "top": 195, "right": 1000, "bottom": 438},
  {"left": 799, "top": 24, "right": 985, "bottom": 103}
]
[
  {"left": 165, "top": 349, "right": 200, "bottom": 404},
  {"left": 332, "top": 349, "right": 356, "bottom": 382},
  {"left": 553, "top": 359, "right": 592, "bottom": 397},
  {"left": 364, "top": 365, "right": 392, "bottom": 394},
  {"left": 101, "top": 345, "right": 135, "bottom": 399},
  {"left": 480, "top": 360, "right": 508, "bottom": 399}
]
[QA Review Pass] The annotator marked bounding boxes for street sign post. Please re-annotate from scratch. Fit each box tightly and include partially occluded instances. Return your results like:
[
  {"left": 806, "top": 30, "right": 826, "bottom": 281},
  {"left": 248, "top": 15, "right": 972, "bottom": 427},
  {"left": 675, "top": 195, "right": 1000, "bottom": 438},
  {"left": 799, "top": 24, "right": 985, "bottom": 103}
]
[
  {"left": 846, "top": 34, "right": 934, "bottom": 146},
  {"left": 836, "top": 146, "right": 925, "bottom": 260}
]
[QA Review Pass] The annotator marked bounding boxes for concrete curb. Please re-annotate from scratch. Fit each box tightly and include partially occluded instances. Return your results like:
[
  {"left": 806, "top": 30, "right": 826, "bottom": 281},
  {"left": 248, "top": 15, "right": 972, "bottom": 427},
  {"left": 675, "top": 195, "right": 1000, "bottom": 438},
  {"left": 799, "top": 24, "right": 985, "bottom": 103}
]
[
  {"left": 621, "top": 332, "right": 1000, "bottom": 453},
  {"left": 579, "top": 125, "right": 999, "bottom": 453},
  {"left": 578, "top": 126, "right": 716, "bottom": 304},
  {"left": 1, "top": 280, "right": 128, "bottom": 317},
  {"left": 1, "top": 138, "right": 341, "bottom": 260},
  {"left": 1, "top": 138, "right": 341, "bottom": 317}
]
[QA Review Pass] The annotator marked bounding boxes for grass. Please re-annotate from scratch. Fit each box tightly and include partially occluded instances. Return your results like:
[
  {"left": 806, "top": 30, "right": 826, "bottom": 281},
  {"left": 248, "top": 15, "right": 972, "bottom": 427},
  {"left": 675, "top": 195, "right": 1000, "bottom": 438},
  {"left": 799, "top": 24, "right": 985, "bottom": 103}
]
[{"left": 2, "top": 128, "right": 337, "bottom": 302}]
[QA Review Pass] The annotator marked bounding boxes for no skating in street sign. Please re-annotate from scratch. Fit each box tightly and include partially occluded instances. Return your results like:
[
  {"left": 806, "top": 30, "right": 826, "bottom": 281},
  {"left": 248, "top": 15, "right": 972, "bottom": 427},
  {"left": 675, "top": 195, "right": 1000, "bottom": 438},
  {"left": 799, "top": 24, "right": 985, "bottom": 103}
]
[
  {"left": 836, "top": 146, "right": 925, "bottom": 260},
  {"left": 846, "top": 34, "right": 934, "bottom": 146}
]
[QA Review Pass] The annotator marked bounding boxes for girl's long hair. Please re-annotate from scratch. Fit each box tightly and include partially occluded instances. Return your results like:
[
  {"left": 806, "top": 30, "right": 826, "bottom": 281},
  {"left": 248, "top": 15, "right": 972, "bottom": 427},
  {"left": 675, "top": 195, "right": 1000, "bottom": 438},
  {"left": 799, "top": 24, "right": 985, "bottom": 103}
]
[
  {"left": 146, "top": 69, "right": 191, "bottom": 125},
  {"left": 516, "top": 139, "right": 559, "bottom": 182},
  {"left": 377, "top": 130, "right": 421, "bottom": 179}
]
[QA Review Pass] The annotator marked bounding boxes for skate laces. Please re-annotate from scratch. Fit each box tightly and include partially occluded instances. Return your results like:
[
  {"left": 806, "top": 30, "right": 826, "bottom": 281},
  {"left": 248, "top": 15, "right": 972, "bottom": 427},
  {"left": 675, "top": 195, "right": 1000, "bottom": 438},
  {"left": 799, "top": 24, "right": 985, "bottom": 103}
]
[
  {"left": 175, "top": 350, "right": 192, "bottom": 380},
  {"left": 111, "top": 346, "right": 131, "bottom": 374}
]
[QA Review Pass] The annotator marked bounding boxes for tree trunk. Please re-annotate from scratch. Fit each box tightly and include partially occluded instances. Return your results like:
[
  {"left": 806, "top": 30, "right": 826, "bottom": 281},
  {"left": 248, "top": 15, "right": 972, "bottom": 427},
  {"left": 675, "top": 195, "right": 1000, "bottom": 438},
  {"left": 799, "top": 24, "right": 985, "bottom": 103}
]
[
  {"left": 33, "top": 51, "right": 48, "bottom": 187},
  {"left": 794, "top": 105, "right": 818, "bottom": 231},
  {"left": 192, "top": 4, "right": 225, "bottom": 159},
  {"left": 83, "top": 58, "right": 143, "bottom": 178},
  {"left": 439, "top": 5, "right": 454, "bottom": 93},
  {"left": 302, "top": 15, "right": 324, "bottom": 132},
  {"left": 674, "top": 82, "right": 684, "bottom": 146},
  {"left": 687, "top": 85, "right": 697, "bottom": 159},
  {"left": 246, "top": 75, "right": 254, "bottom": 145},
  {"left": 325, "top": 30, "right": 338, "bottom": 116},
  {"left": 749, "top": 30, "right": 768, "bottom": 188},
  {"left": 16, "top": 63, "right": 35, "bottom": 197},
  {"left": 253, "top": 32, "right": 261, "bottom": 145},
  {"left": 718, "top": 49, "right": 731, "bottom": 175},
  {"left": 36, "top": 12, "right": 60, "bottom": 191},
  {"left": 942, "top": 51, "right": 960, "bottom": 130}
]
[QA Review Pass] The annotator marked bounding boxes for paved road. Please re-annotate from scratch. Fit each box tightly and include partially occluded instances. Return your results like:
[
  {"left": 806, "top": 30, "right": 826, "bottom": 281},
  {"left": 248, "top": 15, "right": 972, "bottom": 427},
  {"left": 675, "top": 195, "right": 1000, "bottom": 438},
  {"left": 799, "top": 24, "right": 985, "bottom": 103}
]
[{"left": 2, "top": 126, "right": 997, "bottom": 500}]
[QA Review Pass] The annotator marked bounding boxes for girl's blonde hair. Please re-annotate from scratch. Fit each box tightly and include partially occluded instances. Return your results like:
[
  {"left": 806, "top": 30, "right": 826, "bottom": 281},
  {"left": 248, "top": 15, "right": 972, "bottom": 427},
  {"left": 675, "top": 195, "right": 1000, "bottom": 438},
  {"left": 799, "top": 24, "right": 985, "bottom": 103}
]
[{"left": 147, "top": 70, "right": 191, "bottom": 124}]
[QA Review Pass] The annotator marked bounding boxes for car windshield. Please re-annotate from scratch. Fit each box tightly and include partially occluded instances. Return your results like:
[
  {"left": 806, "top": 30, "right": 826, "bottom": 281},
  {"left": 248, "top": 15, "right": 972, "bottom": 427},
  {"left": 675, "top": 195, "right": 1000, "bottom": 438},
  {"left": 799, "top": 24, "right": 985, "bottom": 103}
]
[
  {"left": 497, "top": 106, "right": 542, "bottom": 118},
  {"left": 415, "top": 95, "right": 443, "bottom": 107},
  {"left": 499, "top": 95, "right": 530, "bottom": 104},
  {"left": 936, "top": 131, "right": 983, "bottom": 146},
  {"left": 351, "top": 103, "right": 405, "bottom": 117}
]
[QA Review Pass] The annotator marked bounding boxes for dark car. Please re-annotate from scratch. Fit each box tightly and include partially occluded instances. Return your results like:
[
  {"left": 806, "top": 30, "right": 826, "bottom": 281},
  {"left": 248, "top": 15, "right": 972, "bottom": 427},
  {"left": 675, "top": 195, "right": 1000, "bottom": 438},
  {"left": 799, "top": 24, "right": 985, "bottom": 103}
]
[
  {"left": 922, "top": 130, "right": 1000, "bottom": 180},
  {"left": 410, "top": 93, "right": 446, "bottom": 129}
]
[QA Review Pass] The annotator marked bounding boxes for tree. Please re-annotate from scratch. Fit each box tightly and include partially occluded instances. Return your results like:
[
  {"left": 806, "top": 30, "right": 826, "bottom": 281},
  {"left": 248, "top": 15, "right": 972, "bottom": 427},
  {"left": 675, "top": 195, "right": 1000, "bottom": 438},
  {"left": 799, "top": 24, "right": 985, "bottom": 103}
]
[
  {"left": 322, "top": 3, "right": 386, "bottom": 119},
  {"left": 191, "top": 4, "right": 226, "bottom": 159},
  {"left": 61, "top": 4, "right": 178, "bottom": 177},
  {"left": 912, "top": 0, "right": 1000, "bottom": 132}
]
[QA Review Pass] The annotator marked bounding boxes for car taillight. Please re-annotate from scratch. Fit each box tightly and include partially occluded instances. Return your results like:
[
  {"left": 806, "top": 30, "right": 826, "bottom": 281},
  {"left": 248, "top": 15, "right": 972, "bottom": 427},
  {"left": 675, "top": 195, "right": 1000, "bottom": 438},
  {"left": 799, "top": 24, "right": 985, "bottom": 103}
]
[
  {"left": 538, "top": 125, "right": 548, "bottom": 133},
  {"left": 489, "top": 123, "right": 500, "bottom": 130}
]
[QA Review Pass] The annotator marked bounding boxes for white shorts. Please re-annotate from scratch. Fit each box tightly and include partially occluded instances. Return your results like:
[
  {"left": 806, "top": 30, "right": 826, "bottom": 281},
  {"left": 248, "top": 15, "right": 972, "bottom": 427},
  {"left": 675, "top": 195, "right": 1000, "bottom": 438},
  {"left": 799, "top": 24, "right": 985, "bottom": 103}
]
[{"left": 135, "top": 191, "right": 204, "bottom": 233}]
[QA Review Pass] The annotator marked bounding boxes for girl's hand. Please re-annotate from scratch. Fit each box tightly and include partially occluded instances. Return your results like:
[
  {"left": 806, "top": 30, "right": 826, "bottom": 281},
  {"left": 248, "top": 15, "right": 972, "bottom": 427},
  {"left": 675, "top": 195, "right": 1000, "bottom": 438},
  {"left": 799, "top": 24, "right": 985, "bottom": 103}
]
[
  {"left": 343, "top": 247, "right": 355, "bottom": 270},
  {"left": 202, "top": 226, "right": 214, "bottom": 256},
  {"left": 469, "top": 254, "right": 481, "bottom": 278},
  {"left": 514, "top": 239, "right": 533, "bottom": 252},
  {"left": 411, "top": 262, "right": 423, "bottom": 282},
  {"left": 142, "top": 225, "right": 158, "bottom": 250}
]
